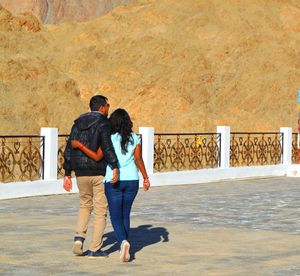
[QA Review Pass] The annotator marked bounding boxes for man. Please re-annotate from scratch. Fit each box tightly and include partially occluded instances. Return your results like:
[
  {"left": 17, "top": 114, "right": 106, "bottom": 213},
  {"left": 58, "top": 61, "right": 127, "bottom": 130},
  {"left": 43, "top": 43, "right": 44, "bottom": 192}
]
[{"left": 63, "top": 95, "right": 118, "bottom": 258}]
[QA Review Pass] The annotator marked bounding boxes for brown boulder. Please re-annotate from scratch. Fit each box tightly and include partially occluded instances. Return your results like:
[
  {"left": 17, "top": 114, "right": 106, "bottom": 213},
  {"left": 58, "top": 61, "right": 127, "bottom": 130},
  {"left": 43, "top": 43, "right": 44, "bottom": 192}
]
[
  {"left": 0, "top": 0, "right": 47, "bottom": 22},
  {"left": 0, "top": 5, "right": 41, "bottom": 32}
]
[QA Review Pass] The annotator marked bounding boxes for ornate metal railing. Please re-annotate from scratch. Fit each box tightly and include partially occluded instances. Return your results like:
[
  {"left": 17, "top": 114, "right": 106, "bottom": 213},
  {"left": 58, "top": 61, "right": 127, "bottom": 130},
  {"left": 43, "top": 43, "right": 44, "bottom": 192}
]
[
  {"left": 154, "top": 133, "right": 221, "bottom": 172},
  {"left": 292, "top": 133, "right": 298, "bottom": 164},
  {"left": 0, "top": 136, "right": 44, "bottom": 183},
  {"left": 57, "top": 135, "right": 69, "bottom": 178},
  {"left": 230, "top": 132, "right": 283, "bottom": 167}
]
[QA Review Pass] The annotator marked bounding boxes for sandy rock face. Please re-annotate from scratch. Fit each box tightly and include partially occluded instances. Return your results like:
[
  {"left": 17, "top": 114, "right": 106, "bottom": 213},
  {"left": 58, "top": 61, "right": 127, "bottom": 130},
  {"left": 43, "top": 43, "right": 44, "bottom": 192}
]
[
  {"left": 0, "top": 5, "right": 86, "bottom": 135},
  {"left": 0, "top": 0, "right": 48, "bottom": 23},
  {"left": 0, "top": 5, "right": 41, "bottom": 32},
  {"left": 0, "top": 0, "right": 132, "bottom": 24},
  {"left": 0, "top": 1, "right": 300, "bottom": 135},
  {"left": 49, "top": 0, "right": 132, "bottom": 24}
]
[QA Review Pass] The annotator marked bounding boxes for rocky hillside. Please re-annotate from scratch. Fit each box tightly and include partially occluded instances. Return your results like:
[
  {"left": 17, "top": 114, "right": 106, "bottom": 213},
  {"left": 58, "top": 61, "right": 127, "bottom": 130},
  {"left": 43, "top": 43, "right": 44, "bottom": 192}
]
[
  {"left": 1, "top": 0, "right": 300, "bottom": 135},
  {"left": 0, "top": 0, "right": 132, "bottom": 24},
  {"left": 0, "top": 5, "right": 86, "bottom": 134}
]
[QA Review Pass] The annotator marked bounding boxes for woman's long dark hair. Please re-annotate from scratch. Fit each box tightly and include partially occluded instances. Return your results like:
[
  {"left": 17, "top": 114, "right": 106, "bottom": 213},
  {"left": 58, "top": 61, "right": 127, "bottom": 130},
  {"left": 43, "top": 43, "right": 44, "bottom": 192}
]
[{"left": 109, "top": 108, "right": 133, "bottom": 154}]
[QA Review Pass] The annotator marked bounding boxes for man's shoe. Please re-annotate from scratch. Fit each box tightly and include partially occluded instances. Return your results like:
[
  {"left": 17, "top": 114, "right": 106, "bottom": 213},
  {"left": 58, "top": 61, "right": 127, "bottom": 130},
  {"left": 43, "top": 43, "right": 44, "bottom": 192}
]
[
  {"left": 120, "top": 240, "right": 130, "bottom": 262},
  {"left": 87, "top": 249, "right": 108, "bottom": 259},
  {"left": 72, "top": 237, "right": 85, "bottom": 256}
]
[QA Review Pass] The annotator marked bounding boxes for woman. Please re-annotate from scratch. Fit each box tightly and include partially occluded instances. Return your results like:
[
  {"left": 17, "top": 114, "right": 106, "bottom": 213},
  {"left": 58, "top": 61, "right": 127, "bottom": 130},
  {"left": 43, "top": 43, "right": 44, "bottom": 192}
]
[{"left": 72, "top": 108, "right": 150, "bottom": 262}]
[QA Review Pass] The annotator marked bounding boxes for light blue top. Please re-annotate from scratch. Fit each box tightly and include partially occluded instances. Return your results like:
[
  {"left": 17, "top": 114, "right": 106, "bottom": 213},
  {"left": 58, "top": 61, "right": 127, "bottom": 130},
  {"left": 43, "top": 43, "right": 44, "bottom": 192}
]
[{"left": 105, "top": 132, "right": 140, "bottom": 182}]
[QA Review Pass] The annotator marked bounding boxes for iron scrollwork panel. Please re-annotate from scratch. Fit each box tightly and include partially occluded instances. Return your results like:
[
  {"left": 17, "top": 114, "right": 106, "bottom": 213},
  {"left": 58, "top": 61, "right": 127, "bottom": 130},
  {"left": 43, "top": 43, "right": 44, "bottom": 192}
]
[
  {"left": 270, "top": 136, "right": 282, "bottom": 164},
  {"left": 0, "top": 136, "right": 44, "bottom": 182},
  {"left": 154, "top": 133, "right": 220, "bottom": 172},
  {"left": 292, "top": 133, "right": 298, "bottom": 164},
  {"left": 230, "top": 133, "right": 283, "bottom": 167},
  {"left": 188, "top": 136, "right": 204, "bottom": 169},
  {"left": 57, "top": 135, "right": 69, "bottom": 178},
  {"left": 170, "top": 135, "right": 186, "bottom": 171},
  {"left": 204, "top": 136, "right": 220, "bottom": 168}
]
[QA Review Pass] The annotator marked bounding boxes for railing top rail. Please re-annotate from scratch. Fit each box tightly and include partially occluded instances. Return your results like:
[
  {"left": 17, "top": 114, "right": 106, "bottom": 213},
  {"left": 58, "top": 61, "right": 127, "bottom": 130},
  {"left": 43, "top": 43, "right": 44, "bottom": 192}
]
[
  {"left": 0, "top": 135, "right": 44, "bottom": 138},
  {"left": 231, "top": 132, "right": 282, "bottom": 135},
  {"left": 155, "top": 132, "right": 219, "bottom": 136}
]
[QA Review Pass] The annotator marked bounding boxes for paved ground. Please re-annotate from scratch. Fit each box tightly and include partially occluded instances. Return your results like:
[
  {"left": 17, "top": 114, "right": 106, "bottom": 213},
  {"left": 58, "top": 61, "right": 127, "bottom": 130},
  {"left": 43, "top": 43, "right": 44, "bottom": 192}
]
[{"left": 1, "top": 176, "right": 300, "bottom": 275}]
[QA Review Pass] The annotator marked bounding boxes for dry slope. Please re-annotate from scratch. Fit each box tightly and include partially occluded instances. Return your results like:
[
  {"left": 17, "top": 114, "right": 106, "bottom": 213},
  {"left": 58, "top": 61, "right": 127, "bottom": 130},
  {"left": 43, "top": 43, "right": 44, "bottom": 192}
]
[
  {"left": 1, "top": 0, "right": 300, "bottom": 134},
  {"left": 0, "top": 5, "right": 86, "bottom": 134}
]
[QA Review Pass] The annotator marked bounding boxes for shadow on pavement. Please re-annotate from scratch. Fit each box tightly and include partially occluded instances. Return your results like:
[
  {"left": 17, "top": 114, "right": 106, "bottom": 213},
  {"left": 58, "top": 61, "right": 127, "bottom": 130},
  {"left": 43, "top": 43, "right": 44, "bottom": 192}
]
[{"left": 102, "top": 224, "right": 169, "bottom": 260}]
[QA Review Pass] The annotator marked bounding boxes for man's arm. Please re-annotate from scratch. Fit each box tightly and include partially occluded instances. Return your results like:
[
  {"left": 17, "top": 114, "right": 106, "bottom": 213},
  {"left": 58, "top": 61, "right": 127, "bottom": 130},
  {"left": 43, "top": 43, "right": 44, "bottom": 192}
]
[
  {"left": 63, "top": 131, "right": 73, "bottom": 177},
  {"left": 63, "top": 126, "right": 75, "bottom": 191}
]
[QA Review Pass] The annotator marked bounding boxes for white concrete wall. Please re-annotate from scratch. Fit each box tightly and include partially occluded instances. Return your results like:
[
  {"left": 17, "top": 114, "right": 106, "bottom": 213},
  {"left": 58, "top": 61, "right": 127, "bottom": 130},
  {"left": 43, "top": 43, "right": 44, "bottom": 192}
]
[
  {"left": 146, "top": 165, "right": 288, "bottom": 187},
  {"left": 0, "top": 178, "right": 78, "bottom": 200},
  {"left": 0, "top": 165, "right": 288, "bottom": 200},
  {"left": 0, "top": 126, "right": 294, "bottom": 200},
  {"left": 40, "top": 127, "right": 58, "bottom": 180},
  {"left": 280, "top": 127, "right": 292, "bottom": 165},
  {"left": 217, "top": 126, "right": 230, "bottom": 168},
  {"left": 138, "top": 127, "right": 154, "bottom": 175}
]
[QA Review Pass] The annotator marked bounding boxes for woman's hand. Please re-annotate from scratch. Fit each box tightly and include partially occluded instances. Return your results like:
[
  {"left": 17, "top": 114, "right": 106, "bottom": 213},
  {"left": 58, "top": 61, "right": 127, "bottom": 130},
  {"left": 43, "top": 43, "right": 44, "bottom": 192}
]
[
  {"left": 111, "top": 168, "right": 119, "bottom": 184},
  {"left": 143, "top": 178, "right": 150, "bottom": 191},
  {"left": 71, "top": 140, "right": 81, "bottom": 149}
]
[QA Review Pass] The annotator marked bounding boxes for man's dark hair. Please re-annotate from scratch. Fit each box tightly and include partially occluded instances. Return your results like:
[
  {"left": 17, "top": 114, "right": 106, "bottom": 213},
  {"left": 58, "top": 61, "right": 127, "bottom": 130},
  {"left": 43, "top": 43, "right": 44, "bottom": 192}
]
[{"left": 89, "top": 95, "right": 108, "bottom": 111}]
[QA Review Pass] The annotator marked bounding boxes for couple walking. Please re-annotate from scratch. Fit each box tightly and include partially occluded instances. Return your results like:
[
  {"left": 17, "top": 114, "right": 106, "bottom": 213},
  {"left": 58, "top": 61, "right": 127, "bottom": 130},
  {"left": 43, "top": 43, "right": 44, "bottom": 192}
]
[{"left": 62, "top": 95, "right": 150, "bottom": 262}]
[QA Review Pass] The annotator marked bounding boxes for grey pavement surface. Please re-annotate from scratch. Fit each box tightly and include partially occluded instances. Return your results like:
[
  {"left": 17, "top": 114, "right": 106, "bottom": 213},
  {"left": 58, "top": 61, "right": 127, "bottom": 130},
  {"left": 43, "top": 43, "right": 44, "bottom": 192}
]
[{"left": 1, "top": 176, "right": 300, "bottom": 275}]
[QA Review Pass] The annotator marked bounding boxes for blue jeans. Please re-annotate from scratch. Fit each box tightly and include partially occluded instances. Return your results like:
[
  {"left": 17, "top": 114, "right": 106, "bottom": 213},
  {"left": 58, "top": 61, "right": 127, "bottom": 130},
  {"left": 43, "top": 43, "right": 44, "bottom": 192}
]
[{"left": 105, "top": 180, "right": 139, "bottom": 244}]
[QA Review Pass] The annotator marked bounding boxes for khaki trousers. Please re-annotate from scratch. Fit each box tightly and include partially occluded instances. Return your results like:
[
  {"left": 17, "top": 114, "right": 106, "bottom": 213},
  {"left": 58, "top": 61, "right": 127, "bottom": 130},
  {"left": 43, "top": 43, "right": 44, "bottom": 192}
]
[{"left": 75, "top": 175, "right": 108, "bottom": 252}]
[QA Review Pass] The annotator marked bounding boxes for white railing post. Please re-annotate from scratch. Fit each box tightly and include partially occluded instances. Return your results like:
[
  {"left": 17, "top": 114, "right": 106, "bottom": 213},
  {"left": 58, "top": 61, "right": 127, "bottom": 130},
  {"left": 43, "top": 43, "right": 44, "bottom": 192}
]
[
  {"left": 280, "top": 127, "right": 292, "bottom": 165},
  {"left": 138, "top": 127, "right": 154, "bottom": 175},
  {"left": 40, "top": 127, "right": 58, "bottom": 180},
  {"left": 217, "top": 126, "right": 231, "bottom": 168}
]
